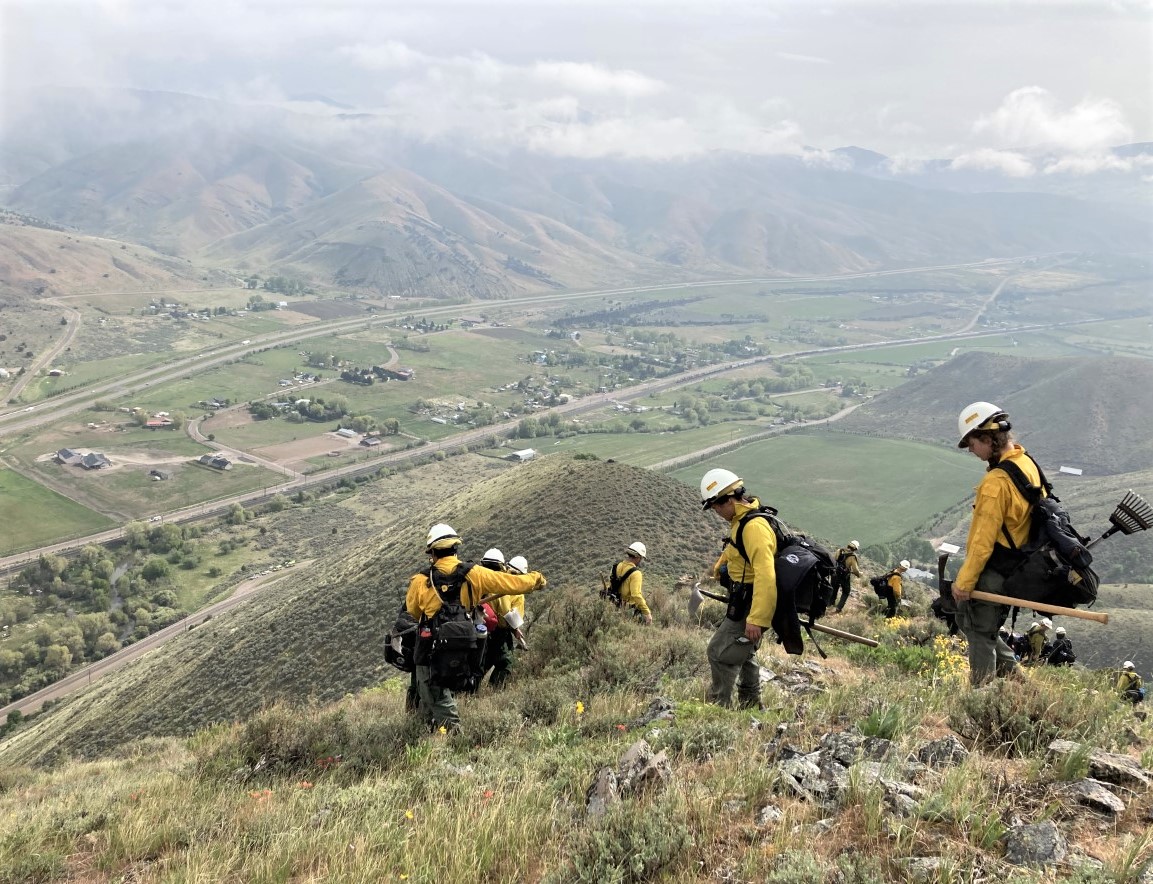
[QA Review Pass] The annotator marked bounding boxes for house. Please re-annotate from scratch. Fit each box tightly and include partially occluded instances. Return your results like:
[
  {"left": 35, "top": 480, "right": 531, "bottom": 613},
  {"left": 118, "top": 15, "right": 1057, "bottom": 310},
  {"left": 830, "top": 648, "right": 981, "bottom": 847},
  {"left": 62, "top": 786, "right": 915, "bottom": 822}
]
[
  {"left": 335, "top": 427, "right": 358, "bottom": 439},
  {"left": 55, "top": 448, "right": 83, "bottom": 465},
  {"left": 506, "top": 448, "right": 536, "bottom": 463},
  {"left": 379, "top": 367, "right": 414, "bottom": 381},
  {"left": 198, "top": 454, "right": 232, "bottom": 471},
  {"left": 149, "top": 469, "right": 171, "bottom": 481},
  {"left": 80, "top": 452, "right": 111, "bottom": 470},
  {"left": 145, "top": 418, "right": 174, "bottom": 429}
]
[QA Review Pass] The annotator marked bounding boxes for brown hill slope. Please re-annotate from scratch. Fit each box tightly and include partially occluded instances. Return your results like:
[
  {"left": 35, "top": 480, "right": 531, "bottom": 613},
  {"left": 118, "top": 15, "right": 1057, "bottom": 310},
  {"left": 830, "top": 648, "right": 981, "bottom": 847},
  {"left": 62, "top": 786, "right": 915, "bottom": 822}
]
[
  {"left": 200, "top": 168, "right": 675, "bottom": 298},
  {"left": 838, "top": 352, "right": 1153, "bottom": 476},
  {"left": 0, "top": 457, "right": 719, "bottom": 765}
]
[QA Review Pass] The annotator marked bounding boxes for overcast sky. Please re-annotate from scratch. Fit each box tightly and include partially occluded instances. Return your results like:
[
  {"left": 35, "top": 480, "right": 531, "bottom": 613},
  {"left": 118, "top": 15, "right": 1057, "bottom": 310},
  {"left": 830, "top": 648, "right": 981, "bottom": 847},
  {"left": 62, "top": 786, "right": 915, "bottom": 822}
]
[{"left": 2, "top": 0, "right": 1151, "bottom": 171}]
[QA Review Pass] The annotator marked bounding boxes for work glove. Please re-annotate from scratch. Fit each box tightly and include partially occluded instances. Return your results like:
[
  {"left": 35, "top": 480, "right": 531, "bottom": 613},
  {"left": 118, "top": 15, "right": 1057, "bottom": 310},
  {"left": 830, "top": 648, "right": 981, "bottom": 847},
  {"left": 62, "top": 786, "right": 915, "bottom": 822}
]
[{"left": 531, "top": 572, "right": 548, "bottom": 591}]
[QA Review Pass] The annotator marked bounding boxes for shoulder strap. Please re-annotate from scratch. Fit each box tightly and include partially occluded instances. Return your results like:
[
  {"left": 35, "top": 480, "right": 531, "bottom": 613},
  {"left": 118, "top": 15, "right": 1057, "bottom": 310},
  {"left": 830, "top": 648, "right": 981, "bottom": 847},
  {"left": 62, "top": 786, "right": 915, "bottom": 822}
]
[
  {"left": 610, "top": 563, "right": 638, "bottom": 590},
  {"left": 992, "top": 454, "right": 1059, "bottom": 550},
  {"left": 732, "top": 507, "right": 785, "bottom": 563}
]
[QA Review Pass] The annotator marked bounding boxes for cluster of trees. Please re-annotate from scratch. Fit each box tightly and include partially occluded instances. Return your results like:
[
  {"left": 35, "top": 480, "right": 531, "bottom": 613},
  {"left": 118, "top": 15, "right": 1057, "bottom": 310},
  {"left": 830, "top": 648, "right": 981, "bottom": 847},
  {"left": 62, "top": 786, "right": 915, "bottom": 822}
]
[
  {"left": 248, "top": 395, "right": 352, "bottom": 424},
  {"left": 243, "top": 277, "right": 313, "bottom": 296},
  {"left": 0, "top": 525, "right": 218, "bottom": 704}
]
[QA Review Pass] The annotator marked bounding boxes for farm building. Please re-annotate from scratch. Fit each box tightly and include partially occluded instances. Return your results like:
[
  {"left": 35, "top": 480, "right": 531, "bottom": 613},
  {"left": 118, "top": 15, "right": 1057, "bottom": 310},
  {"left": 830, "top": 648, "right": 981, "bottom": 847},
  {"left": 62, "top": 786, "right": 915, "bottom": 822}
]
[
  {"left": 506, "top": 448, "right": 536, "bottom": 463},
  {"left": 198, "top": 454, "right": 232, "bottom": 471},
  {"left": 335, "top": 428, "right": 358, "bottom": 439}
]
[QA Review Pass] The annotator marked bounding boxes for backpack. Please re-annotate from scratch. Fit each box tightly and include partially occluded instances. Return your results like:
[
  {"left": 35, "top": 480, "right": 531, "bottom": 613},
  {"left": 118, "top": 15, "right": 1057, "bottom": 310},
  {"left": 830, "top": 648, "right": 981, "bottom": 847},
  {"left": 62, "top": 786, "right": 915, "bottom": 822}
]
[
  {"left": 729, "top": 505, "right": 837, "bottom": 656},
  {"left": 1046, "top": 639, "right": 1076, "bottom": 666},
  {"left": 992, "top": 456, "right": 1099, "bottom": 608},
  {"left": 384, "top": 606, "right": 418, "bottom": 673},
  {"left": 835, "top": 548, "right": 854, "bottom": 578},
  {"left": 601, "top": 563, "right": 638, "bottom": 607},
  {"left": 421, "top": 563, "right": 485, "bottom": 691},
  {"left": 869, "top": 573, "right": 894, "bottom": 598}
]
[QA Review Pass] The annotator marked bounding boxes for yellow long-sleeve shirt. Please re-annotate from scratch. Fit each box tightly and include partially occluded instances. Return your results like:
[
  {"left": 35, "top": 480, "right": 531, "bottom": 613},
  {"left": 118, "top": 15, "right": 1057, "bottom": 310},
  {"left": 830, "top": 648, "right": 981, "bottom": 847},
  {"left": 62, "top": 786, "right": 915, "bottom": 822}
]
[
  {"left": 887, "top": 572, "right": 903, "bottom": 600},
  {"left": 836, "top": 549, "right": 862, "bottom": 578},
  {"left": 955, "top": 445, "right": 1042, "bottom": 593},
  {"left": 1116, "top": 670, "right": 1143, "bottom": 694},
  {"left": 406, "top": 554, "right": 543, "bottom": 621},
  {"left": 713, "top": 498, "right": 778, "bottom": 629},
  {"left": 613, "top": 559, "right": 651, "bottom": 617}
]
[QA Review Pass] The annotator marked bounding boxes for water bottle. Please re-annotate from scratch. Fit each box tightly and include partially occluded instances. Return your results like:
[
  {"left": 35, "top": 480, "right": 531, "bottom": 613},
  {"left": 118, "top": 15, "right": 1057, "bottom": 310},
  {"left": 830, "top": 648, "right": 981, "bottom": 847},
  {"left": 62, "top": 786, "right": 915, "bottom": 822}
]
[{"left": 474, "top": 620, "right": 488, "bottom": 638}]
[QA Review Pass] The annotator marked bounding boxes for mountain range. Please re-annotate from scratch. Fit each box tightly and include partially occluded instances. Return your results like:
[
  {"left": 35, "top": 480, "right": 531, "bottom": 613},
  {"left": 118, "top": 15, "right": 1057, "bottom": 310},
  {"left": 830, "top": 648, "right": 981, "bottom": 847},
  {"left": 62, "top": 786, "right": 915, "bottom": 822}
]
[{"left": 2, "top": 88, "right": 1150, "bottom": 299}]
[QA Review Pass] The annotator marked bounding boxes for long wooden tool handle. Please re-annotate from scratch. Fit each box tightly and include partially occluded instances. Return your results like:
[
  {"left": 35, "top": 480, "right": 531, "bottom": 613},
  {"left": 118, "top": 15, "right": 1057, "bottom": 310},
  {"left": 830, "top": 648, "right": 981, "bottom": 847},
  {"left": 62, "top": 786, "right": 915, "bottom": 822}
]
[
  {"left": 810, "top": 622, "right": 880, "bottom": 647},
  {"left": 968, "top": 590, "right": 1109, "bottom": 624}
]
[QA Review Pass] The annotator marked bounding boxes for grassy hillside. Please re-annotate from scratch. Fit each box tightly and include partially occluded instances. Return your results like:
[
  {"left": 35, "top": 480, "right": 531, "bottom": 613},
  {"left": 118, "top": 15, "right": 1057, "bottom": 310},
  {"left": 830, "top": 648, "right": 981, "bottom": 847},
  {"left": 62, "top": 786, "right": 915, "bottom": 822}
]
[
  {"left": 0, "top": 457, "right": 721, "bottom": 766},
  {"left": 837, "top": 352, "right": 1153, "bottom": 476},
  {"left": 2, "top": 586, "right": 1150, "bottom": 883}
]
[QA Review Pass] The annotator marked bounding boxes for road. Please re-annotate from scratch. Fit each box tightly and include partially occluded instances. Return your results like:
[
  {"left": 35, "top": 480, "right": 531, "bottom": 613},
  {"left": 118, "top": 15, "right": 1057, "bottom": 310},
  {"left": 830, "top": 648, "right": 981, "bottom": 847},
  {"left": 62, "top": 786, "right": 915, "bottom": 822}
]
[{"left": 0, "top": 564, "right": 308, "bottom": 720}]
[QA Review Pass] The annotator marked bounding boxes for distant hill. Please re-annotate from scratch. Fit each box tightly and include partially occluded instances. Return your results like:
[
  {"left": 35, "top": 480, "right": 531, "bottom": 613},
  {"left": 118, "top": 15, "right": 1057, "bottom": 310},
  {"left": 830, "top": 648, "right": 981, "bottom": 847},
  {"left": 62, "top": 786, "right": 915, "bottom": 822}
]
[
  {"left": 3, "top": 88, "right": 1150, "bottom": 296},
  {"left": 0, "top": 457, "right": 719, "bottom": 765},
  {"left": 838, "top": 352, "right": 1153, "bottom": 476}
]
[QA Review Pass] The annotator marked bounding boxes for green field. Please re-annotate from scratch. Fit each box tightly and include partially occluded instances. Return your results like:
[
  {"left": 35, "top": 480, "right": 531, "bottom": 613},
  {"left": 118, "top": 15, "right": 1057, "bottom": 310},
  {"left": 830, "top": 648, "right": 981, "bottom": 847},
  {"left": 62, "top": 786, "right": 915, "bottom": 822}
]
[
  {"left": 0, "top": 469, "right": 116, "bottom": 554},
  {"left": 668, "top": 429, "right": 979, "bottom": 546}
]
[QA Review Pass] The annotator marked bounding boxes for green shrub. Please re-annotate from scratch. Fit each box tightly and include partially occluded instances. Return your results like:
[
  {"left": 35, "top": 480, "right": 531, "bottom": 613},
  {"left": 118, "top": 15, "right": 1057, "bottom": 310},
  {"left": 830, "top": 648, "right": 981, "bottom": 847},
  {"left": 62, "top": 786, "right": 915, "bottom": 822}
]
[{"left": 546, "top": 796, "right": 693, "bottom": 883}]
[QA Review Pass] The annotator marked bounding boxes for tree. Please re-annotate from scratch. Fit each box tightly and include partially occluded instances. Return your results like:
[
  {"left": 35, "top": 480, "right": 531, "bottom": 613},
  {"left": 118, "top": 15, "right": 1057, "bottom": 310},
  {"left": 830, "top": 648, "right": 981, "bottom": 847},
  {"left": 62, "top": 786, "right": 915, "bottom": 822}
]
[
  {"left": 94, "top": 633, "right": 121, "bottom": 657},
  {"left": 141, "top": 558, "right": 169, "bottom": 582},
  {"left": 227, "top": 503, "right": 247, "bottom": 525},
  {"left": 43, "top": 644, "right": 72, "bottom": 672}
]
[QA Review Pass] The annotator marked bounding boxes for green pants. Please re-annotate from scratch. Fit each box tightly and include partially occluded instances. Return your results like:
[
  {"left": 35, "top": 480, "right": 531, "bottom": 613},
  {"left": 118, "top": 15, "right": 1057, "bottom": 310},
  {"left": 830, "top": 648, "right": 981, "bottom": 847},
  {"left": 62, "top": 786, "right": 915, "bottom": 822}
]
[
  {"left": 955, "top": 568, "right": 1018, "bottom": 686},
  {"left": 483, "top": 630, "right": 515, "bottom": 689},
  {"left": 706, "top": 617, "right": 762, "bottom": 708},
  {"left": 414, "top": 665, "right": 461, "bottom": 730}
]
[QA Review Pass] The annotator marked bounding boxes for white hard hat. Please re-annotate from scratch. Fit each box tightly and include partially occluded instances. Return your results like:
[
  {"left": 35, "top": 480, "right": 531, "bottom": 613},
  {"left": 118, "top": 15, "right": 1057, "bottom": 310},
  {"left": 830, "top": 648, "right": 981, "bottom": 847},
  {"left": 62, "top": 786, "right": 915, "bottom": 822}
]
[
  {"left": 700, "top": 468, "right": 743, "bottom": 509},
  {"left": 848, "top": 540, "right": 860, "bottom": 550},
  {"left": 957, "top": 401, "right": 1010, "bottom": 448},
  {"left": 899, "top": 560, "right": 910, "bottom": 570},
  {"left": 1055, "top": 626, "right": 1066, "bottom": 636},
  {"left": 1041, "top": 618, "right": 1053, "bottom": 629},
  {"left": 481, "top": 548, "right": 505, "bottom": 564},
  {"left": 425, "top": 523, "right": 460, "bottom": 551},
  {"left": 1123, "top": 661, "right": 1135, "bottom": 669},
  {"left": 508, "top": 555, "right": 528, "bottom": 574},
  {"left": 627, "top": 541, "right": 647, "bottom": 559}
]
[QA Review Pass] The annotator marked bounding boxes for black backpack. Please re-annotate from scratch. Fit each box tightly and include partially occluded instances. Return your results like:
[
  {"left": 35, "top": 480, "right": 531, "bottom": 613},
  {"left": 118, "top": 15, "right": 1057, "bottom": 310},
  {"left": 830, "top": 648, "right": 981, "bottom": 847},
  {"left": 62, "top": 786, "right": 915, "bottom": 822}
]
[
  {"left": 992, "top": 456, "right": 1099, "bottom": 608},
  {"left": 729, "top": 506, "right": 837, "bottom": 656},
  {"left": 835, "top": 548, "right": 854, "bottom": 578},
  {"left": 421, "top": 563, "right": 485, "bottom": 691},
  {"left": 870, "top": 572, "right": 895, "bottom": 597},
  {"left": 385, "top": 605, "right": 418, "bottom": 673},
  {"left": 600, "top": 563, "right": 638, "bottom": 607}
]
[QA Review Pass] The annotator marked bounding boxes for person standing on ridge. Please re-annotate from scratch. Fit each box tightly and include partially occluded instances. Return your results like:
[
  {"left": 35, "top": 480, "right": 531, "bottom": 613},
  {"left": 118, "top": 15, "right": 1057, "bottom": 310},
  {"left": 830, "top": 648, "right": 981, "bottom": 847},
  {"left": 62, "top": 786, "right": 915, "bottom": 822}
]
[
  {"left": 832, "top": 540, "right": 862, "bottom": 613},
  {"left": 610, "top": 541, "right": 653, "bottom": 625},
  {"left": 699, "top": 468, "right": 777, "bottom": 709},
  {"left": 406, "top": 524, "right": 546, "bottom": 732},
  {"left": 950, "top": 401, "right": 1031, "bottom": 686},
  {"left": 1046, "top": 625, "right": 1075, "bottom": 666},
  {"left": 1115, "top": 661, "right": 1144, "bottom": 704}
]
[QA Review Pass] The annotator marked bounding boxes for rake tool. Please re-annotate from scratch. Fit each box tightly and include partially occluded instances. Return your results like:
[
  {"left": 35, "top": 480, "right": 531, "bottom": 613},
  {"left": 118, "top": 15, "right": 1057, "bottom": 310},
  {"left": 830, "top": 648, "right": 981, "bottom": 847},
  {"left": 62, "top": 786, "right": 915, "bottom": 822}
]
[{"left": 1086, "top": 490, "right": 1153, "bottom": 549}]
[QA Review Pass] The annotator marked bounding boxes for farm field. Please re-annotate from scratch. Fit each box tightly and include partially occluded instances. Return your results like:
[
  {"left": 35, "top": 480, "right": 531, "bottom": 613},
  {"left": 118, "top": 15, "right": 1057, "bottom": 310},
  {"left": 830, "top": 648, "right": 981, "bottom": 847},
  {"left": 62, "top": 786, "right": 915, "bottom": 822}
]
[
  {"left": 668, "top": 429, "right": 979, "bottom": 546},
  {"left": 533, "top": 422, "right": 769, "bottom": 465},
  {"left": 0, "top": 468, "right": 116, "bottom": 554}
]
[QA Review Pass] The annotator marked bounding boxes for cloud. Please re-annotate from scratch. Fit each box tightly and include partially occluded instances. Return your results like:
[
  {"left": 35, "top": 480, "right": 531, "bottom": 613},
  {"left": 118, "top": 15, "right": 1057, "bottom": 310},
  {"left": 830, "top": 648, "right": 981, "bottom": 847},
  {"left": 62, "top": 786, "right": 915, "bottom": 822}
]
[
  {"left": 776, "top": 52, "right": 832, "bottom": 65},
  {"left": 973, "top": 86, "right": 1132, "bottom": 154},
  {"left": 531, "top": 62, "right": 665, "bottom": 97},
  {"left": 950, "top": 149, "right": 1035, "bottom": 177}
]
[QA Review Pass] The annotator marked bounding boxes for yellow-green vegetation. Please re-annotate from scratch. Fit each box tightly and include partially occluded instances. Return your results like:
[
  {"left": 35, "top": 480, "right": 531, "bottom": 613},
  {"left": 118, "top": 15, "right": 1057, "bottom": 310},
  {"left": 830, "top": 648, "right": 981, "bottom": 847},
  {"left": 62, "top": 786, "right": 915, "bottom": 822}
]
[
  {"left": 0, "top": 468, "right": 115, "bottom": 554},
  {"left": 1, "top": 591, "right": 1149, "bottom": 883}
]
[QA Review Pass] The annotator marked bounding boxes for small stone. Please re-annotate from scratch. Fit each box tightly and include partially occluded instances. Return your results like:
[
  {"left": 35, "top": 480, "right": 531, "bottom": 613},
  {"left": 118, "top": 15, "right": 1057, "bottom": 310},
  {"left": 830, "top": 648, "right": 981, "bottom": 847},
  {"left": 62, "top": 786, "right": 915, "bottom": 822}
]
[
  {"left": 1005, "top": 820, "right": 1067, "bottom": 867},
  {"left": 1064, "top": 779, "right": 1126, "bottom": 815}
]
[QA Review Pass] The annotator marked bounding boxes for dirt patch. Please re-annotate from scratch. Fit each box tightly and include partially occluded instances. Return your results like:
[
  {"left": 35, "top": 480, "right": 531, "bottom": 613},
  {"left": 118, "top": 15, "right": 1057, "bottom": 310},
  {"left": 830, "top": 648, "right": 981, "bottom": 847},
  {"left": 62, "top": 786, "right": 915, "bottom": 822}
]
[
  {"left": 35, "top": 448, "right": 190, "bottom": 471},
  {"left": 203, "top": 409, "right": 256, "bottom": 432},
  {"left": 252, "top": 432, "right": 365, "bottom": 464}
]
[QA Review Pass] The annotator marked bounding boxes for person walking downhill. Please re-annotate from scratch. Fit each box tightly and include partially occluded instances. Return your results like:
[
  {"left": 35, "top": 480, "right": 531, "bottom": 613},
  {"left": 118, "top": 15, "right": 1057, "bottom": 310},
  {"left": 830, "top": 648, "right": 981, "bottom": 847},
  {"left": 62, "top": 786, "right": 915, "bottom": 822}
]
[
  {"left": 1046, "top": 626, "right": 1075, "bottom": 667},
  {"left": 950, "top": 401, "right": 1030, "bottom": 686},
  {"left": 406, "top": 524, "right": 547, "bottom": 732},
  {"left": 699, "top": 468, "right": 776, "bottom": 710},
  {"left": 884, "top": 560, "right": 909, "bottom": 619},
  {"left": 610, "top": 542, "right": 653, "bottom": 625},
  {"left": 832, "top": 540, "right": 862, "bottom": 613},
  {"left": 1026, "top": 618, "right": 1052, "bottom": 665},
  {"left": 478, "top": 548, "right": 517, "bottom": 690}
]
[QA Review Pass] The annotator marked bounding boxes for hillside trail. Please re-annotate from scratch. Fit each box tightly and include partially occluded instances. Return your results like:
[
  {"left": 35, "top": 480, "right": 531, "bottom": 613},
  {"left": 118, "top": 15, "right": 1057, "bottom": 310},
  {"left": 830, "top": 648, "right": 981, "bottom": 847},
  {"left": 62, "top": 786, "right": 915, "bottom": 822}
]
[
  {"left": 0, "top": 562, "right": 312, "bottom": 720},
  {"left": 4, "top": 297, "right": 82, "bottom": 405}
]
